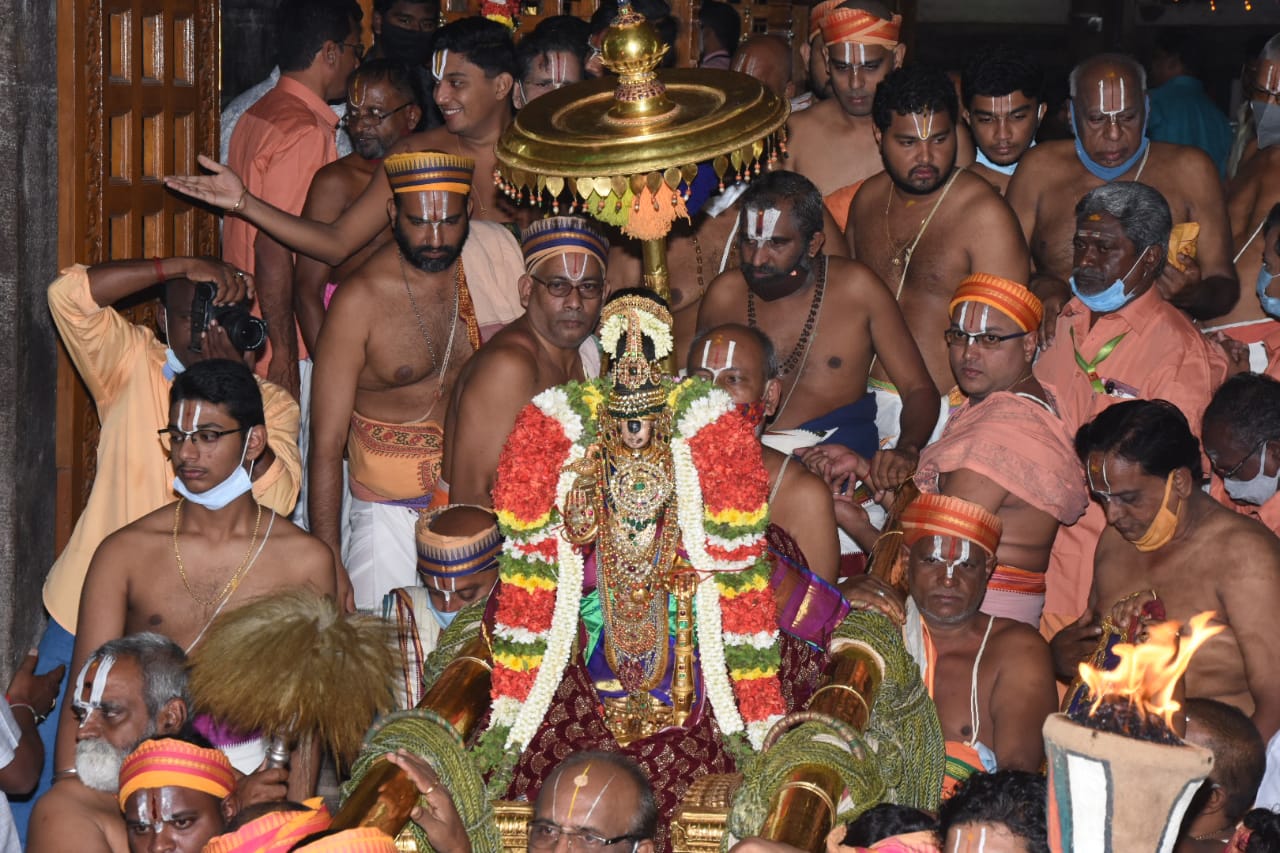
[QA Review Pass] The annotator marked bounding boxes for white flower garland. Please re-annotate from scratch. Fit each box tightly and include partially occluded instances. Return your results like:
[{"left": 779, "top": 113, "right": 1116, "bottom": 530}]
[{"left": 599, "top": 311, "right": 674, "bottom": 360}]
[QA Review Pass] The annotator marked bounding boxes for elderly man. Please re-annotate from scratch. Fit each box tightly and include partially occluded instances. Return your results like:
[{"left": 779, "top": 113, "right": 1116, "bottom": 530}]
[
  {"left": 441, "top": 216, "right": 607, "bottom": 507},
  {"left": 845, "top": 65, "right": 1029, "bottom": 427},
  {"left": 688, "top": 324, "right": 841, "bottom": 583},
  {"left": 310, "top": 152, "right": 524, "bottom": 611},
  {"left": 1178, "top": 699, "right": 1267, "bottom": 852},
  {"left": 1060, "top": 401, "right": 1280, "bottom": 741},
  {"left": 698, "top": 169, "right": 938, "bottom": 507},
  {"left": 1034, "top": 182, "right": 1227, "bottom": 637},
  {"left": 1217, "top": 36, "right": 1280, "bottom": 347},
  {"left": 29, "top": 635, "right": 191, "bottom": 853},
  {"left": 527, "top": 752, "right": 657, "bottom": 853},
  {"left": 117, "top": 737, "right": 235, "bottom": 853},
  {"left": 805, "top": 275, "right": 1087, "bottom": 626},
  {"left": 846, "top": 494, "right": 1057, "bottom": 798},
  {"left": 1204, "top": 374, "right": 1280, "bottom": 537},
  {"left": 733, "top": 35, "right": 796, "bottom": 104},
  {"left": 961, "top": 47, "right": 1047, "bottom": 196},
  {"left": 1005, "top": 53, "right": 1237, "bottom": 323}
]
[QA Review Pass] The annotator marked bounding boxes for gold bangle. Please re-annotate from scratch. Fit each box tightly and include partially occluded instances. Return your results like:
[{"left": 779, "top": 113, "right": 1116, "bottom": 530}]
[
  {"left": 775, "top": 779, "right": 837, "bottom": 820},
  {"left": 453, "top": 655, "right": 493, "bottom": 672},
  {"left": 807, "top": 683, "right": 869, "bottom": 716},
  {"left": 229, "top": 190, "right": 248, "bottom": 214}
]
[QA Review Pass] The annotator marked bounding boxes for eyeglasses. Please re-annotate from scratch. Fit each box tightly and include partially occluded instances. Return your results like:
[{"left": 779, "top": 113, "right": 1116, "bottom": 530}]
[
  {"left": 1219, "top": 439, "right": 1267, "bottom": 480},
  {"left": 342, "top": 102, "right": 412, "bottom": 129},
  {"left": 943, "top": 328, "right": 1030, "bottom": 349},
  {"left": 339, "top": 41, "right": 366, "bottom": 60},
  {"left": 530, "top": 274, "right": 605, "bottom": 300},
  {"left": 157, "top": 427, "right": 245, "bottom": 452},
  {"left": 527, "top": 820, "right": 640, "bottom": 850}
]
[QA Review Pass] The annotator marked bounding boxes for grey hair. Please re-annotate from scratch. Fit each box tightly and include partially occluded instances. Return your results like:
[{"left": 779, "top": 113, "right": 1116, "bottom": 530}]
[
  {"left": 1075, "top": 182, "right": 1172, "bottom": 276},
  {"left": 687, "top": 323, "right": 780, "bottom": 380},
  {"left": 537, "top": 751, "right": 658, "bottom": 839},
  {"left": 1069, "top": 53, "right": 1147, "bottom": 100},
  {"left": 90, "top": 633, "right": 190, "bottom": 719},
  {"left": 1262, "top": 33, "right": 1280, "bottom": 61}
]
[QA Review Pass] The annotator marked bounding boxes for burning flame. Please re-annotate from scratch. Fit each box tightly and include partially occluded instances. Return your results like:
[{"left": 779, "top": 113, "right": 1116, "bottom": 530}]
[{"left": 1078, "top": 611, "right": 1224, "bottom": 731}]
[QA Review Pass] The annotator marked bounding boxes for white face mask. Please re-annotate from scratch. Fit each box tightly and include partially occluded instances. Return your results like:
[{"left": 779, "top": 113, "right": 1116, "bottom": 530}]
[
  {"left": 170, "top": 401, "right": 255, "bottom": 510},
  {"left": 1223, "top": 443, "right": 1280, "bottom": 506}
]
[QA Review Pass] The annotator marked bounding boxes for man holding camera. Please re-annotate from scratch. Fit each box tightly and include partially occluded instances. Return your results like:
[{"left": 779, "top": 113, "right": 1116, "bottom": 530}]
[{"left": 11, "top": 259, "right": 303, "bottom": 840}]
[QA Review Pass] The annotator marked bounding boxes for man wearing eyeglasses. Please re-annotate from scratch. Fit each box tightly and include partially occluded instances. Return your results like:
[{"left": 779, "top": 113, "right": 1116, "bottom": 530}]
[
  {"left": 224, "top": 0, "right": 365, "bottom": 401},
  {"left": 59, "top": 359, "right": 335, "bottom": 806},
  {"left": 441, "top": 216, "right": 608, "bottom": 509},
  {"left": 15, "top": 260, "right": 305, "bottom": 842}
]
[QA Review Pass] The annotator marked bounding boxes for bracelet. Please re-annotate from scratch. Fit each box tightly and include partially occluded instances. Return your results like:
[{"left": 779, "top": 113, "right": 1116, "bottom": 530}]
[
  {"left": 9, "top": 703, "right": 45, "bottom": 724},
  {"left": 152, "top": 256, "right": 166, "bottom": 284},
  {"left": 229, "top": 189, "right": 248, "bottom": 214},
  {"left": 54, "top": 768, "right": 78, "bottom": 781}
]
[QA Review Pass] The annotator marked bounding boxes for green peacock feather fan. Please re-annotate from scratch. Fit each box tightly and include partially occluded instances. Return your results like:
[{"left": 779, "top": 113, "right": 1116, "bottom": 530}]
[{"left": 186, "top": 590, "right": 399, "bottom": 763}]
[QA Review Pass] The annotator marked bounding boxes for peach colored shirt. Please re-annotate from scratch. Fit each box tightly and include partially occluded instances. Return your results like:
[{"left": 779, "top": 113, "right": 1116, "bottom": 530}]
[
  {"left": 223, "top": 75, "right": 339, "bottom": 368},
  {"left": 1033, "top": 286, "right": 1228, "bottom": 634},
  {"left": 44, "top": 266, "right": 302, "bottom": 632}
]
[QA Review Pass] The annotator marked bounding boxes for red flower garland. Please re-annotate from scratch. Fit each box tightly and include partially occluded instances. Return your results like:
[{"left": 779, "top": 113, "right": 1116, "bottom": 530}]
[{"left": 687, "top": 410, "right": 768, "bottom": 515}]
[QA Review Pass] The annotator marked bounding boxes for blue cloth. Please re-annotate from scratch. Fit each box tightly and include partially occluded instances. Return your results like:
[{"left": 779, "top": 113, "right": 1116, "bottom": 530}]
[
  {"left": 9, "top": 618, "right": 74, "bottom": 845},
  {"left": 1147, "top": 75, "right": 1233, "bottom": 176},
  {"left": 795, "top": 392, "right": 879, "bottom": 462}
]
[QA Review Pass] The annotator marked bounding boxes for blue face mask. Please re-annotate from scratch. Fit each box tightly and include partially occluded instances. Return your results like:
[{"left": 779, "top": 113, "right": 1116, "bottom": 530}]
[
  {"left": 425, "top": 592, "right": 459, "bottom": 630},
  {"left": 1069, "top": 252, "right": 1146, "bottom": 314},
  {"left": 1069, "top": 99, "right": 1151, "bottom": 182},
  {"left": 1258, "top": 264, "right": 1280, "bottom": 319},
  {"left": 162, "top": 348, "right": 186, "bottom": 382}
]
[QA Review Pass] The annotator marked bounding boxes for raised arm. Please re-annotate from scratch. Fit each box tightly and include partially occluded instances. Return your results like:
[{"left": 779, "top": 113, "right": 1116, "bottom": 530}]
[
  {"left": 165, "top": 155, "right": 389, "bottom": 267},
  {"left": 294, "top": 169, "right": 350, "bottom": 353},
  {"left": 1157, "top": 149, "right": 1240, "bottom": 320}
]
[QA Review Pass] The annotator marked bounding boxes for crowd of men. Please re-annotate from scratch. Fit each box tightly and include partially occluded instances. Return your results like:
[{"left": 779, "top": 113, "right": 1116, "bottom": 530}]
[{"left": 7, "top": 0, "right": 1280, "bottom": 849}]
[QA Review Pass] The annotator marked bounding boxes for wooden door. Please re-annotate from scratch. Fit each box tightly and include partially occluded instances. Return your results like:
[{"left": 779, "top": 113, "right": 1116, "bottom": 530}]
[{"left": 54, "top": 0, "right": 220, "bottom": 548}]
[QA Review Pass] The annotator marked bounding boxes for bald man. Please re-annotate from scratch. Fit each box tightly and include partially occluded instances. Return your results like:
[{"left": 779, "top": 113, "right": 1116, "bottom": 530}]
[
  {"left": 529, "top": 753, "right": 657, "bottom": 853},
  {"left": 732, "top": 35, "right": 796, "bottom": 103},
  {"left": 1006, "top": 53, "right": 1238, "bottom": 324}
]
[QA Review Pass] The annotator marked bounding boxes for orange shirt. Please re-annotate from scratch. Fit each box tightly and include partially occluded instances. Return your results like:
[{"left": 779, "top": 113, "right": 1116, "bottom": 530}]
[
  {"left": 1033, "top": 286, "right": 1228, "bottom": 635},
  {"left": 223, "top": 75, "right": 339, "bottom": 368},
  {"left": 44, "top": 267, "right": 302, "bottom": 632}
]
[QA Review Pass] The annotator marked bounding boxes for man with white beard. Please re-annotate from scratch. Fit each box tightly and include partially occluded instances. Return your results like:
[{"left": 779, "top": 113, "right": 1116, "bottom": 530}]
[{"left": 27, "top": 634, "right": 190, "bottom": 853}]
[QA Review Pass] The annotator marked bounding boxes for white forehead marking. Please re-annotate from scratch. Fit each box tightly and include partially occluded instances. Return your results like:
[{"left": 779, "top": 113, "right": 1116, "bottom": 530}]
[
  {"left": 579, "top": 773, "right": 616, "bottom": 825},
  {"left": 911, "top": 110, "right": 935, "bottom": 140},
  {"left": 744, "top": 206, "right": 782, "bottom": 245},
  {"left": 73, "top": 654, "right": 115, "bottom": 719},
  {"left": 948, "top": 540, "right": 972, "bottom": 581},
  {"left": 929, "top": 535, "right": 943, "bottom": 562},
  {"left": 432, "top": 49, "right": 448, "bottom": 81},
  {"left": 833, "top": 42, "right": 871, "bottom": 66},
  {"left": 990, "top": 95, "right": 1013, "bottom": 115},
  {"left": 548, "top": 52, "right": 569, "bottom": 86},
  {"left": 699, "top": 338, "right": 737, "bottom": 382},
  {"left": 978, "top": 826, "right": 987, "bottom": 853},
  {"left": 1097, "top": 77, "right": 1127, "bottom": 118},
  {"left": 135, "top": 791, "right": 152, "bottom": 830}
]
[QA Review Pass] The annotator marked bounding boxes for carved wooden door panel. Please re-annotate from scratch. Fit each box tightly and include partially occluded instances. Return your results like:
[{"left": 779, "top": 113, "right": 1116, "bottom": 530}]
[{"left": 54, "top": 0, "right": 219, "bottom": 548}]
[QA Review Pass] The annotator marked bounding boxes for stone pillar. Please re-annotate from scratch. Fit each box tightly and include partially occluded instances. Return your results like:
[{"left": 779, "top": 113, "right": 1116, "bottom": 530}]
[{"left": 0, "top": 0, "right": 59, "bottom": 674}]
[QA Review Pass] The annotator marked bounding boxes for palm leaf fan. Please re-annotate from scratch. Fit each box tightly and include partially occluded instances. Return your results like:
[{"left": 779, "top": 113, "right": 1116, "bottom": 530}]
[{"left": 187, "top": 589, "right": 399, "bottom": 763}]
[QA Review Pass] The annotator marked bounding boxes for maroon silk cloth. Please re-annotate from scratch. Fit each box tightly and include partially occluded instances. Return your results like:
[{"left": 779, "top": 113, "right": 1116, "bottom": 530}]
[{"left": 494, "top": 525, "right": 832, "bottom": 851}]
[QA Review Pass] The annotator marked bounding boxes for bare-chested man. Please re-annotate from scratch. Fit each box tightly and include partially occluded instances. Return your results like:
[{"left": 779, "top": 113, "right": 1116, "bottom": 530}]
[
  {"left": 805, "top": 275, "right": 1087, "bottom": 627},
  {"left": 295, "top": 60, "right": 425, "bottom": 353},
  {"left": 697, "top": 169, "right": 938, "bottom": 514},
  {"left": 845, "top": 493, "right": 1057, "bottom": 797},
  {"left": 786, "top": 2, "right": 906, "bottom": 216},
  {"left": 961, "top": 47, "right": 1047, "bottom": 197},
  {"left": 845, "top": 64, "right": 1029, "bottom": 440},
  {"left": 1055, "top": 400, "right": 1280, "bottom": 741},
  {"left": 1006, "top": 53, "right": 1238, "bottom": 323},
  {"left": 30, "top": 635, "right": 190, "bottom": 853},
  {"left": 60, "top": 360, "right": 336, "bottom": 792},
  {"left": 441, "top": 217, "right": 608, "bottom": 507},
  {"left": 310, "top": 152, "right": 524, "bottom": 612},
  {"left": 1216, "top": 36, "right": 1280, "bottom": 347},
  {"left": 688, "top": 324, "right": 840, "bottom": 583},
  {"left": 163, "top": 17, "right": 518, "bottom": 272},
  {"left": 793, "top": 0, "right": 837, "bottom": 109}
]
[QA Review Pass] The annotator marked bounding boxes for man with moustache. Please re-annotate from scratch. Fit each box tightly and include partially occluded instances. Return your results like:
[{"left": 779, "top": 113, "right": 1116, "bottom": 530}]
[
  {"left": 962, "top": 47, "right": 1048, "bottom": 196},
  {"left": 295, "top": 60, "right": 426, "bottom": 354},
  {"left": 1006, "top": 53, "right": 1238, "bottom": 325},
  {"left": 29, "top": 635, "right": 191, "bottom": 853},
  {"left": 309, "top": 152, "right": 524, "bottom": 611},
  {"left": 698, "top": 169, "right": 938, "bottom": 573},
  {"left": 844, "top": 65, "right": 1029, "bottom": 443}
]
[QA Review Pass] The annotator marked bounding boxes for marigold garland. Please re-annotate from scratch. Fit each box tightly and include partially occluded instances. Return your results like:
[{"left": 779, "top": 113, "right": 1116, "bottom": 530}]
[{"left": 482, "top": 377, "right": 783, "bottom": 795}]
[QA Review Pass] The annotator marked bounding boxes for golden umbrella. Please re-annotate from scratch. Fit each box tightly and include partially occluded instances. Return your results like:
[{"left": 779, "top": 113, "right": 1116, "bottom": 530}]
[{"left": 494, "top": 0, "right": 789, "bottom": 305}]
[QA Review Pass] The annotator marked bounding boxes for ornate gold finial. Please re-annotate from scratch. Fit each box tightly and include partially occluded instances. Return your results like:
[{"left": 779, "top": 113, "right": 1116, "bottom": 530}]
[{"left": 601, "top": 0, "right": 676, "bottom": 125}]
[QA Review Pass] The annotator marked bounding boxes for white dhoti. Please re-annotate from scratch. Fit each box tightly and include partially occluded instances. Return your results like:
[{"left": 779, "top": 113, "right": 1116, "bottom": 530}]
[
  {"left": 344, "top": 496, "right": 420, "bottom": 612},
  {"left": 871, "top": 382, "right": 961, "bottom": 449}
]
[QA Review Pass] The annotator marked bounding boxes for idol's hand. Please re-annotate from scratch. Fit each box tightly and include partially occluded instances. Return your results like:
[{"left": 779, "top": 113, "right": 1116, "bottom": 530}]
[{"left": 164, "top": 154, "right": 249, "bottom": 214}]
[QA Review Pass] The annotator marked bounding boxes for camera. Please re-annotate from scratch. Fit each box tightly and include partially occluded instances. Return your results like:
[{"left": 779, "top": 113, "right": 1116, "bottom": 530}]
[{"left": 189, "top": 281, "right": 268, "bottom": 353}]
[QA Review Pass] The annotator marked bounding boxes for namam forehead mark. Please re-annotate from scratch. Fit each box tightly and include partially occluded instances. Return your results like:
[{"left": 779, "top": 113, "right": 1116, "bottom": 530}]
[
  {"left": 403, "top": 191, "right": 466, "bottom": 240},
  {"left": 953, "top": 302, "right": 992, "bottom": 333},
  {"left": 535, "top": 51, "right": 572, "bottom": 86},
  {"left": 924, "top": 535, "right": 974, "bottom": 581},
  {"left": 910, "top": 109, "right": 936, "bottom": 140},
  {"left": 73, "top": 654, "right": 116, "bottom": 722},
  {"left": 829, "top": 41, "right": 877, "bottom": 66},
  {"left": 1258, "top": 59, "right": 1280, "bottom": 95},
  {"left": 530, "top": 253, "right": 602, "bottom": 282},
  {"left": 1085, "top": 67, "right": 1139, "bottom": 119},
  {"left": 977, "top": 94, "right": 1015, "bottom": 116},
  {"left": 699, "top": 333, "right": 739, "bottom": 382},
  {"left": 1086, "top": 450, "right": 1114, "bottom": 496},
  {"left": 432, "top": 48, "right": 449, "bottom": 81},
  {"left": 744, "top": 204, "right": 782, "bottom": 247},
  {"left": 129, "top": 788, "right": 181, "bottom": 833}
]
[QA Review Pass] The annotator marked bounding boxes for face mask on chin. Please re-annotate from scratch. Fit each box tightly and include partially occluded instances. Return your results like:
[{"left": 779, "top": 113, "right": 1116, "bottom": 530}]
[
  {"left": 1224, "top": 443, "right": 1280, "bottom": 505},
  {"left": 1069, "top": 251, "right": 1146, "bottom": 314},
  {"left": 1258, "top": 264, "right": 1280, "bottom": 318},
  {"left": 172, "top": 431, "right": 255, "bottom": 510},
  {"left": 1132, "top": 471, "right": 1184, "bottom": 552}
]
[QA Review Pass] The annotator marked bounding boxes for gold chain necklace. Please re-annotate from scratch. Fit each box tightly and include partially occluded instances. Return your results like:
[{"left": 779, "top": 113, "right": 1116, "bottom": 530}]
[{"left": 173, "top": 498, "right": 264, "bottom": 608}]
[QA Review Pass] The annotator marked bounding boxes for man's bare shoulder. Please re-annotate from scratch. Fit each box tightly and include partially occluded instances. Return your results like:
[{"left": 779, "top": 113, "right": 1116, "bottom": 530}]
[
  {"left": 967, "top": 163, "right": 1004, "bottom": 193},
  {"left": 1014, "top": 139, "right": 1076, "bottom": 172},
  {"left": 312, "top": 154, "right": 371, "bottom": 187},
  {"left": 1235, "top": 145, "right": 1280, "bottom": 184},
  {"left": 463, "top": 328, "right": 542, "bottom": 389},
  {"left": 30, "top": 781, "right": 121, "bottom": 853},
  {"left": 988, "top": 615, "right": 1052, "bottom": 664},
  {"left": 787, "top": 100, "right": 839, "bottom": 135},
  {"left": 99, "top": 503, "right": 175, "bottom": 549},
  {"left": 1202, "top": 501, "right": 1280, "bottom": 565},
  {"left": 395, "top": 127, "right": 453, "bottom": 155},
  {"left": 1148, "top": 140, "right": 1217, "bottom": 176},
  {"left": 825, "top": 255, "right": 891, "bottom": 298},
  {"left": 333, "top": 242, "right": 401, "bottom": 292}
]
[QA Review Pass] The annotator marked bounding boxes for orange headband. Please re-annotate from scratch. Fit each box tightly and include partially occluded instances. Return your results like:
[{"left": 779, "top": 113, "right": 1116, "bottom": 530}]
[
  {"left": 948, "top": 273, "right": 1043, "bottom": 333},
  {"left": 117, "top": 738, "right": 235, "bottom": 810},
  {"left": 900, "top": 493, "right": 1002, "bottom": 556},
  {"left": 201, "top": 798, "right": 331, "bottom": 853},
  {"left": 809, "top": 0, "right": 841, "bottom": 38},
  {"left": 821, "top": 8, "right": 902, "bottom": 48},
  {"left": 292, "top": 828, "right": 399, "bottom": 852}
]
